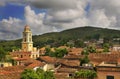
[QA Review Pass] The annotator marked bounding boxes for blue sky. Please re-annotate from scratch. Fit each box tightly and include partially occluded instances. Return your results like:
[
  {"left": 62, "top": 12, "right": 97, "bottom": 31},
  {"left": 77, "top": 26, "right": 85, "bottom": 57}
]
[
  {"left": 0, "top": 3, "right": 24, "bottom": 20},
  {"left": 0, "top": 0, "right": 119, "bottom": 40},
  {"left": 0, "top": 3, "right": 47, "bottom": 20}
]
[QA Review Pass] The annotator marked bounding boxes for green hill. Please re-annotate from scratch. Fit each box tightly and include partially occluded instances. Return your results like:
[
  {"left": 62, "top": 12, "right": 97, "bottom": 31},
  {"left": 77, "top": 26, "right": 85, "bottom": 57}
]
[{"left": 0, "top": 26, "right": 120, "bottom": 51}]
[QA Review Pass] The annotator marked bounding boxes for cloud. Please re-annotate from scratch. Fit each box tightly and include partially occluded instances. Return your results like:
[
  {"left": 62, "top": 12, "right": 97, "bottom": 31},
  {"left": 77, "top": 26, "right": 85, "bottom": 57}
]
[
  {"left": 88, "top": 9, "right": 117, "bottom": 28},
  {"left": 0, "top": 0, "right": 120, "bottom": 40},
  {"left": 89, "top": 0, "right": 120, "bottom": 29},
  {"left": 0, "top": 0, "right": 6, "bottom": 6},
  {"left": 27, "top": 0, "right": 76, "bottom": 10},
  {"left": 43, "top": 0, "right": 88, "bottom": 29},
  {"left": 24, "top": 6, "right": 58, "bottom": 34},
  {"left": 0, "top": 17, "right": 24, "bottom": 40},
  {"left": 29, "top": 0, "right": 120, "bottom": 30}
]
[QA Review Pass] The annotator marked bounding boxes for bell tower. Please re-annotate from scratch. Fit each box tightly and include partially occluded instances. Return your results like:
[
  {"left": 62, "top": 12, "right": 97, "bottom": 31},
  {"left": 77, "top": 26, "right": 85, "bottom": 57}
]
[{"left": 22, "top": 25, "right": 33, "bottom": 52}]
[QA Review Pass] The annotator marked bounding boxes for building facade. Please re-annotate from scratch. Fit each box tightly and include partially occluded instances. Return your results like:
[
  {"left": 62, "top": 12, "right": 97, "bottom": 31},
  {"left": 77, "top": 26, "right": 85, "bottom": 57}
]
[
  {"left": 11, "top": 25, "right": 40, "bottom": 59},
  {"left": 22, "top": 25, "right": 33, "bottom": 52}
]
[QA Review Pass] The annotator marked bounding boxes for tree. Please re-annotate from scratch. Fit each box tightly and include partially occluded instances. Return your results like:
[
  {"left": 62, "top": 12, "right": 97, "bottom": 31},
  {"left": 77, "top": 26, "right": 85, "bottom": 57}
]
[
  {"left": 74, "top": 69, "right": 97, "bottom": 79},
  {"left": 74, "top": 39, "right": 85, "bottom": 47},
  {"left": 0, "top": 47, "right": 7, "bottom": 62},
  {"left": 21, "top": 68, "right": 55, "bottom": 79},
  {"left": 103, "top": 43, "right": 110, "bottom": 52},
  {"left": 45, "top": 47, "right": 51, "bottom": 56},
  {"left": 52, "top": 48, "right": 68, "bottom": 58},
  {"left": 92, "top": 34, "right": 100, "bottom": 40},
  {"left": 43, "top": 71, "right": 55, "bottom": 79},
  {"left": 87, "top": 46, "right": 96, "bottom": 53},
  {"left": 80, "top": 55, "right": 90, "bottom": 66},
  {"left": 66, "top": 40, "right": 75, "bottom": 48},
  {"left": 21, "top": 69, "right": 39, "bottom": 79},
  {"left": 81, "top": 48, "right": 89, "bottom": 55},
  {"left": 81, "top": 46, "right": 96, "bottom": 55}
]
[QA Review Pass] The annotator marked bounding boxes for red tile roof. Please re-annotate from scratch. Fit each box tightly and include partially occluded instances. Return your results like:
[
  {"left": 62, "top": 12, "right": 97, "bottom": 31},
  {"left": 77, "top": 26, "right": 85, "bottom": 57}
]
[
  {"left": 58, "top": 59, "right": 80, "bottom": 67},
  {"left": 69, "top": 48, "right": 83, "bottom": 55},
  {"left": 26, "top": 59, "right": 45, "bottom": 69},
  {"left": 56, "top": 67, "right": 77, "bottom": 73},
  {"left": 39, "top": 56, "right": 57, "bottom": 64},
  {"left": 64, "top": 54, "right": 83, "bottom": 59},
  {"left": 0, "top": 66, "right": 26, "bottom": 79},
  {"left": 54, "top": 73, "right": 69, "bottom": 79},
  {"left": 13, "top": 58, "right": 28, "bottom": 61}
]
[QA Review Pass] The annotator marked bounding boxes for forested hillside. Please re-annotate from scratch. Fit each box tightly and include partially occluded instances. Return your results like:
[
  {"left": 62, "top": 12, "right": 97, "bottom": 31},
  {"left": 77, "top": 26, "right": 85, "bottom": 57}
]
[{"left": 0, "top": 26, "right": 120, "bottom": 52}]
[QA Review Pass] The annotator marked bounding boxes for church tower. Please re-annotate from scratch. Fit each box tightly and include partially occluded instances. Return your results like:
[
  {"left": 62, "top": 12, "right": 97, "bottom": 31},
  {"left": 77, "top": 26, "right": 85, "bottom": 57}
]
[{"left": 22, "top": 25, "right": 33, "bottom": 52}]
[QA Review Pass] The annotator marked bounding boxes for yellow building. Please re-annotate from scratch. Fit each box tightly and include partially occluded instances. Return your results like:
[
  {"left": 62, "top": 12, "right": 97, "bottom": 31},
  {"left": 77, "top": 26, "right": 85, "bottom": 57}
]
[
  {"left": 0, "top": 62, "right": 12, "bottom": 67},
  {"left": 11, "top": 25, "right": 40, "bottom": 59},
  {"left": 22, "top": 25, "right": 33, "bottom": 52}
]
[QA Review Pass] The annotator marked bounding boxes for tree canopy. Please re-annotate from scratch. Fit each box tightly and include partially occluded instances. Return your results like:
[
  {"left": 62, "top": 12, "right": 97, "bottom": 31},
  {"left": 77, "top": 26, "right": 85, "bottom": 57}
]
[
  {"left": 80, "top": 55, "right": 90, "bottom": 66},
  {"left": 74, "top": 69, "right": 97, "bottom": 79},
  {"left": 45, "top": 48, "right": 68, "bottom": 58},
  {"left": 0, "top": 47, "right": 7, "bottom": 62},
  {"left": 21, "top": 68, "right": 55, "bottom": 79}
]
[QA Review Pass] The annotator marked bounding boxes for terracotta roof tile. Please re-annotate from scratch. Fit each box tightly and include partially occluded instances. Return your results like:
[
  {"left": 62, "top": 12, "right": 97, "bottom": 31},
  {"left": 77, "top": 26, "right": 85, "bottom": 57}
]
[
  {"left": 58, "top": 59, "right": 80, "bottom": 67},
  {"left": 64, "top": 54, "right": 83, "bottom": 59},
  {"left": 54, "top": 73, "right": 69, "bottom": 79},
  {"left": 39, "top": 56, "right": 57, "bottom": 64},
  {"left": 69, "top": 48, "right": 83, "bottom": 55},
  {"left": 56, "top": 67, "right": 77, "bottom": 73},
  {"left": 0, "top": 66, "right": 26, "bottom": 79},
  {"left": 26, "top": 60, "right": 45, "bottom": 69}
]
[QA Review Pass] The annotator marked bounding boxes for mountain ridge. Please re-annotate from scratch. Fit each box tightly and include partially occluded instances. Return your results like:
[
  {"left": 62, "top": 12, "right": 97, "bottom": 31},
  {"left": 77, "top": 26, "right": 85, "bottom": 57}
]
[{"left": 0, "top": 26, "right": 120, "bottom": 51}]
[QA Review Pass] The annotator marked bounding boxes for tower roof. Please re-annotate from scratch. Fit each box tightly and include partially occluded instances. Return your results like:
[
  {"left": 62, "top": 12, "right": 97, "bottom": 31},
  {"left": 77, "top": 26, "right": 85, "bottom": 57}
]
[{"left": 24, "top": 25, "right": 31, "bottom": 32}]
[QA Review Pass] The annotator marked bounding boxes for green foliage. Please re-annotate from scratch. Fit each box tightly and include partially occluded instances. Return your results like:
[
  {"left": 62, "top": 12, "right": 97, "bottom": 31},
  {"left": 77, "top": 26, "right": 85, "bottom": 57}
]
[
  {"left": 87, "top": 46, "right": 96, "bottom": 53},
  {"left": 66, "top": 40, "right": 75, "bottom": 48},
  {"left": 81, "top": 49, "right": 89, "bottom": 55},
  {"left": 52, "top": 48, "right": 68, "bottom": 58},
  {"left": 0, "top": 46, "right": 13, "bottom": 63},
  {"left": 21, "top": 69, "right": 40, "bottom": 79},
  {"left": 0, "top": 40, "right": 21, "bottom": 52},
  {"left": 42, "top": 71, "right": 55, "bottom": 79},
  {"left": 74, "top": 39, "right": 85, "bottom": 47},
  {"left": 21, "top": 68, "right": 55, "bottom": 79},
  {"left": 103, "top": 43, "right": 110, "bottom": 52},
  {"left": 0, "top": 47, "right": 7, "bottom": 62},
  {"left": 80, "top": 55, "right": 90, "bottom": 66},
  {"left": 45, "top": 48, "right": 68, "bottom": 58},
  {"left": 81, "top": 46, "right": 96, "bottom": 55},
  {"left": 0, "top": 27, "right": 120, "bottom": 51},
  {"left": 45, "top": 47, "right": 51, "bottom": 56},
  {"left": 74, "top": 69, "right": 97, "bottom": 79},
  {"left": 10, "top": 59, "right": 17, "bottom": 66}
]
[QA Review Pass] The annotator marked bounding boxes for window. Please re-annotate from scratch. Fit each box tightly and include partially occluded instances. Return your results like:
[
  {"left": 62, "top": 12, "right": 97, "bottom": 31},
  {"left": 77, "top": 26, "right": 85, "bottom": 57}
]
[
  {"left": 33, "top": 55, "right": 34, "bottom": 58},
  {"left": 36, "top": 55, "right": 38, "bottom": 58},
  {"left": 106, "top": 75, "right": 114, "bottom": 79},
  {"left": 24, "top": 34, "right": 26, "bottom": 37},
  {"left": 24, "top": 38, "right": 26, "bottom": 42},
  {"left": 1, "top": 64, "right": 4, "bottom": 67},
  {"left": 21, "top": 55, "right": 23, "bottom": 58},
  {"left": 29, "top": 38, "right": 32, "bottom": 42},
  {"left": 69, "top": 73, "right": 74, "bottom": 77}
]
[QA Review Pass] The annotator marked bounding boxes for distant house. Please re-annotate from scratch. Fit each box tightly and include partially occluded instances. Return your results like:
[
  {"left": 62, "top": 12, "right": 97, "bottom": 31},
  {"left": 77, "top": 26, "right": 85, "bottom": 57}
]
[
  {"left": 0, "top": 62, "right": 12, "bottom": 67},
  {"left": 97, "top": 60, "right": 120, "bottom": 79},
  {"left": 38, "top": 56, "right": 57, "bottom": 71},
  {"left": 112, "top": 45, "right": 120, "bottom": 52}
]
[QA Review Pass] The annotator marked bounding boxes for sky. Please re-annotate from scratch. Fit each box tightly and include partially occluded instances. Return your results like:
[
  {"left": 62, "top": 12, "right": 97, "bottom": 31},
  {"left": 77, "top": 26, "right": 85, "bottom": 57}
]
[{"left": 0, "top": 0, "right": 120, "bottom": 40}]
